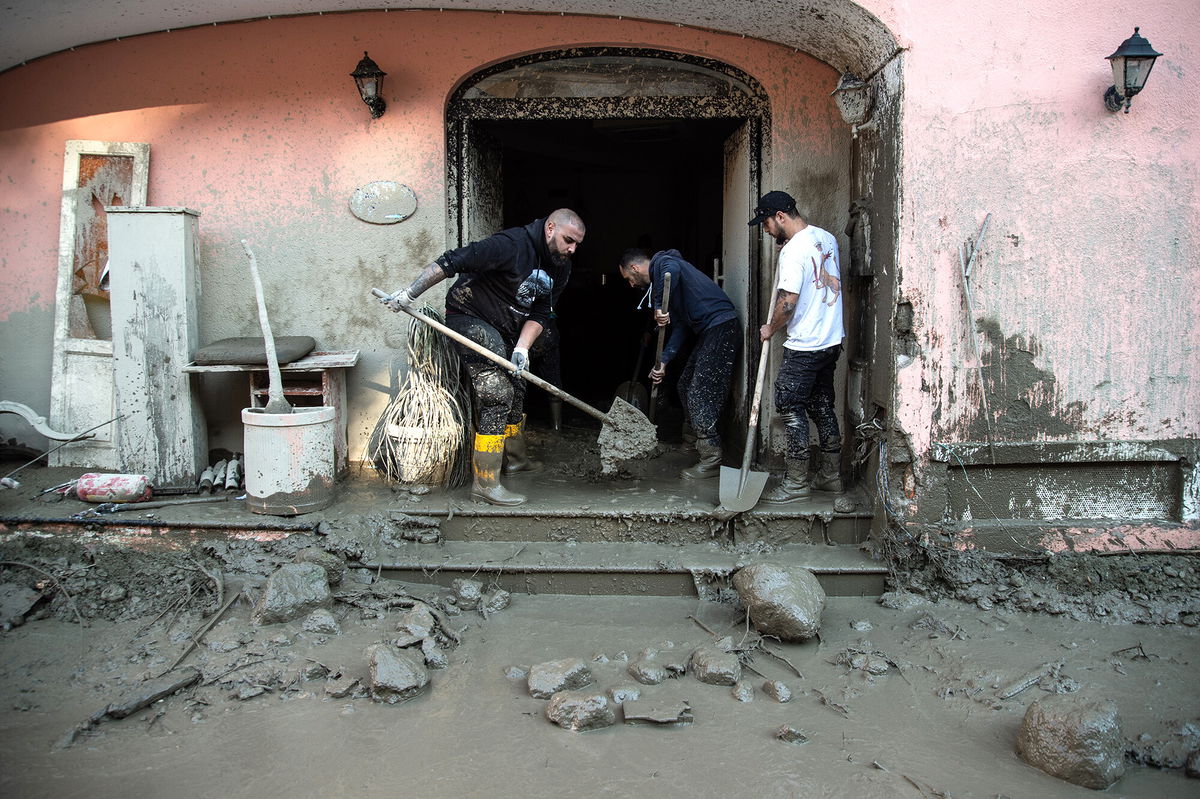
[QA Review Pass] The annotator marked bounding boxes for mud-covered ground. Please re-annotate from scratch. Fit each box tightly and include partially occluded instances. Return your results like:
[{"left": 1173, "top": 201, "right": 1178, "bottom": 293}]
[{"left": 0, "top": 583, "right": 1196, "bottom": 798}]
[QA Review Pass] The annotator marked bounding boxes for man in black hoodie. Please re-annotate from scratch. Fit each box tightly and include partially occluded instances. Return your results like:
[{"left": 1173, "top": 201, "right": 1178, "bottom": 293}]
[
  {"left": 384, "top": 209, "right": 586, "bottom": 506},
  {"left": 618, "top": 248, "right": 739, "bottom": 479}
]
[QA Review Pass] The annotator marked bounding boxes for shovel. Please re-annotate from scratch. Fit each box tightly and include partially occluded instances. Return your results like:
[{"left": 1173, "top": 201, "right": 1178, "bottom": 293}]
[
  {"left": 613, "top": 331, "right": 649, "bottom": 413},
  {"left": 647, "top": 272, "right": 672, "bottom": 422},
  {"left": 371, "top": 289, "right": 658, "bottom": 466},
  {"left": 717, "top": 266, "right": 781, "bottom": 513},
  {"left": 242, "top": 240, "right": 292, "bottom": 414}
]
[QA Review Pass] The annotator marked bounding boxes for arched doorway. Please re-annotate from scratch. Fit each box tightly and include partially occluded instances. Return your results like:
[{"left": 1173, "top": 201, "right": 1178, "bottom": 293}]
[{"left": 446, "top": 48, "right": 770, "bottom": 438}]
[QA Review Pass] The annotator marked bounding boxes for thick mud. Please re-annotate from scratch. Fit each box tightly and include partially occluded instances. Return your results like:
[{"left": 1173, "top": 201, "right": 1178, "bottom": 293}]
[
  {"left": 0, "top": 588, "right": 1196, "bottom": 798},
  {"left": 597, "top": 397, "right": 659, "bottom": 475}
]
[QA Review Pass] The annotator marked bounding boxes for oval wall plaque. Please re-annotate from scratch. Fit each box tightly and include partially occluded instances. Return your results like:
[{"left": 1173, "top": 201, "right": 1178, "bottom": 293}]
[{"left": 349, "top": 181, "right": 417, "bottom": 224}]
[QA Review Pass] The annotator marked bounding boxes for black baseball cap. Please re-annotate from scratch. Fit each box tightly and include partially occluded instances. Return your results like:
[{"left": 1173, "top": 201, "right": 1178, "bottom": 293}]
[{"left": 748, "top": 191, "right": 797, "bottom": 225}]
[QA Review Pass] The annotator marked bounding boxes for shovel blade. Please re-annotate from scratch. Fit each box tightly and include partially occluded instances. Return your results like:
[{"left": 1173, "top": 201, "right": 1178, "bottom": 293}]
[
  {"left": 718, "top": 465, "right": 769, "bottom": 513},
  {"left": 614, "top": 381, "right": 649, "bottom": 413}
]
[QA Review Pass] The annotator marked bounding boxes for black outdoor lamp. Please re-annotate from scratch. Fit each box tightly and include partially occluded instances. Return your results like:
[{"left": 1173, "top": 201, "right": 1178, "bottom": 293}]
[
  {"left": 1103, "top": 28, "right": 1162, "bottom": 113},
  {"left": 351, "top": 51, "right": 387, "bottom": 118}
]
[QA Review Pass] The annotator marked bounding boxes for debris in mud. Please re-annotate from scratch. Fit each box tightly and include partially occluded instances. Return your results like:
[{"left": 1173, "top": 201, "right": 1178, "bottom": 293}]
[
  {"left": 294, "top": 548, "right": 347, "bottom": 586},
  {"left": 762, "top": 680, "right": 792, "bottom": 703},
  {"left": 528, "top": 657, "right": 593, "bottom": 698},
  {"left": 622, "top": 698, "right": 693, "bottom": 725},
  {"left": 776, "top": 724, "right": 809, "bottom": 744},
  {"left": 366, "top": 644, "right": 430, "bottom": 704},
  {"left": 0, "top": 581, "right": 44, "bottom": 628},
  {"left": 1016, "top": 694, "right": 1126, "bottom": 789},
  {"left": 302, "top": 608, "right": 341, "bottom": 635},
  {"left": 832, "top": 645, "right": 897, "bottom": 677},
  {"left": 910, "top": 611, "right": 968, "bottom": 640},
  {"left": 596, "top": 397, "right": 658, "bottom": 475},
  {"left": 731, "top": 681, "right": 754, "bottom": 702},
  {"left": 689, "top": 641, "right": 742, "bottom": 685},
  {"left": 628, "top": 658, "right": 669, "bottom": 685},
  {"left": 545, "top": 690, "right": 615, "bottom": 731},
  {"left": 451, "top": 578, "right": 484, "bottom": 610},
  {"left": 58, "top": 666, "right": 202, "bottom": 749},
  {"left": 254, "top": 563, "right": 331, "bottom": 625},
  {"left": 608, "top": 684, "right": 641, "bottom": 704},
  {"left": 732, "top": 563, "right": 826, "bottom": 642}
]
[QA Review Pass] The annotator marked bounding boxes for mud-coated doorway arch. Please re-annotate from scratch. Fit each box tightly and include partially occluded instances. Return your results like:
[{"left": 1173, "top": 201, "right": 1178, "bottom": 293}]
[{"left": 446, "top": 48, "right": 771, "bottom": 441}]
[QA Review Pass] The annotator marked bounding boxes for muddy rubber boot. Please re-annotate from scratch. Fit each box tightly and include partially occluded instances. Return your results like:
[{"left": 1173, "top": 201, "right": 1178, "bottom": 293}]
[
  {"left": 762, "top": 459, "right": 812, "bottom": 503},
  {"left": 548, "top": 399, "right": 563, "bottom": 432},
  {"left": 470, "top": 434, "right": 526, "bottom": 506},
  {"left": 681, "top": 439, "right": 722, "bottom": 480},
  {"left": 812, "top": 446, "right": 844, "bottom": 492},
  {"left": 502, "top": 415, "right": 543, "bottom": 475}
]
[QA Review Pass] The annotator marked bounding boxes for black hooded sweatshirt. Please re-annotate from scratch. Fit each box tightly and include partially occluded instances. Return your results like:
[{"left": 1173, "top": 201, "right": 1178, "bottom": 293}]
[{"left": 436, "top": 218, "right": 569, "bottom": 345}]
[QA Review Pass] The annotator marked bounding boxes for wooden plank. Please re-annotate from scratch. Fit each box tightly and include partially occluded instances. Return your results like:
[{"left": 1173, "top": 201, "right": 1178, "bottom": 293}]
[{"left": 181, "top": 350, "right": 359, "bottom": 373}]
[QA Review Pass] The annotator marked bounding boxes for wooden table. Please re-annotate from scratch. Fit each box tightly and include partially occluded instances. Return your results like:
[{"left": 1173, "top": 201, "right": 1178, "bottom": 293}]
[{"left": 183, "top": 350, "right": 359, "bottom": 475}]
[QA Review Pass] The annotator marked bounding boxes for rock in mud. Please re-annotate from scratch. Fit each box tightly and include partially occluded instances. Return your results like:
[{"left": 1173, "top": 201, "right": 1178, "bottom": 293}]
[
  {"left": 878, "top": 590, "right": 924, "bottom": 610},
  {"left": 1016, "top": 694, "right": 1125, "bottom": 789},
  {"left": 0, "top": 582, "right": 42, "bottom": 627},
  {"left": 100, "top": 584, "right": 126, "bottom": 602},
  {"left": 366, "top": 645, "right": 430, "bottom": 704},
  {"left": 528, "top": 658, "right": 593, "bottom": 698},
  {"left": 451, "top": 578, "right": 484, "bottom": 610},
  {"left": 253, "top": 563, "right": 331, "bottom": 625},
  {"left": 1186, "top": 749, "right": 1199, "bottom": 779},
  {"left": 421, "top": 637, "right": 448, "bottom": 669},
  {"left": 689, "top": 645, "right": 742, "bottom": 686},
  {"left": 763, "top": 680, "right": 792, "bottom": 703},
  {"left": 732, "top": 681, "right": 754, "bottom": 702},
  {"left": 394, "top": 604, "right": 436, "bottom": 645},
  {"left": 609, "top": 684, "right": 641, "bottom": 704},
  {"left": 732, "top": 563, "right": 825, "bottom": 642},
  {"left": 627, "top": 659, "right": 669, "bottom": 685},
  {"left": 303, "top": 608, "right": 341, "bottom": 635},
  {"left": 623, "top": 699, "right": 693, "bottom": 725},
  {"left": 545, "top": 691, "right": 615, "bottom": 731},
  {"left": 480, "top": 588, "right": 511, "bottom": 614},
  {"left": 776, "top": 724, "right": 809, "bottom": 744},
  {"left": 294, "top": 548, "right": 347, "bottom": 586},
  {"left": 325, "top": 672, "right": 360, "bottom": 699}
]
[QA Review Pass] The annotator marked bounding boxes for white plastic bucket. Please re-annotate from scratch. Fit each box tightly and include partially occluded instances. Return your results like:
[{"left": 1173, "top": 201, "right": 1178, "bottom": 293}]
[{"left": 241, "top": 406, "right": 336, "bottom": 515}]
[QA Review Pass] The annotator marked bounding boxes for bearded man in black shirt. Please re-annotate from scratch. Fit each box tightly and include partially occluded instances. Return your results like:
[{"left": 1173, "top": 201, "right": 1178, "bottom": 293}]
[{"left": 384, "top": 208, "right": 586, "bottom": 506}]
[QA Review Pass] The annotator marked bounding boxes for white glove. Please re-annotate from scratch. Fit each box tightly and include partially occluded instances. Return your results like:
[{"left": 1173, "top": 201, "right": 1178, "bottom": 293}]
[
  {"left": 382, "top": 288, "right": 413, "bottom": 312},
  {"left": 511, "top": 346, "right": 529, "bottom": 375}
]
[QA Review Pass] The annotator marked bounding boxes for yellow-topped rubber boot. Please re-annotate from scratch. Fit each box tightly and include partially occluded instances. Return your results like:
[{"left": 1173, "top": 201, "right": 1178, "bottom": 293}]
[
  {"left": 502, "top": 415, "right": 543, "bottom": 475},
  {"left": 471, "top": 434, "right": 526, "bottom": 506}
]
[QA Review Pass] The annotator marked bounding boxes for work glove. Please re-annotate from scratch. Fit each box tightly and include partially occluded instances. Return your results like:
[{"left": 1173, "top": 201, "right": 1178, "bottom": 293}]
[
  {"left": 382, "top": 288, "right": 414, "bottom": 312},
  {"left": 511, "top": 346, "right": 529, "bottom": 376}
]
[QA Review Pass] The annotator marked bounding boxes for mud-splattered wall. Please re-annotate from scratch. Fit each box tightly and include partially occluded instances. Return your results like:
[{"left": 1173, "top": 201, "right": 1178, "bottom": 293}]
[{"left": 0, "top": 10, "right": 843, "bottom": 460}]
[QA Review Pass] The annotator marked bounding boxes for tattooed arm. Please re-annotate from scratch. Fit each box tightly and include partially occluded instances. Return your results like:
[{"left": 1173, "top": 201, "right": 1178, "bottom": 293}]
[{"left": 759, "top": 288, "right": 798, "bottom": 342}]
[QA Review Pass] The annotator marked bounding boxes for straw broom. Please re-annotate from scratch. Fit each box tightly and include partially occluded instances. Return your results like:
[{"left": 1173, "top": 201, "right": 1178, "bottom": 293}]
[{"left": 370, "top": 305, "right": 469, "bottom": 487}]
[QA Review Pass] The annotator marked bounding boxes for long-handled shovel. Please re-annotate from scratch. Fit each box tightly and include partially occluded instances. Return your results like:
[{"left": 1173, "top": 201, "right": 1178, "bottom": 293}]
[
  {"left": 647, "top": 273, "right": 672, "bottom": 423},
  {"left": 371, "top": 289, "right": 658, "bottom": 468},
  {"left": 717, "top": 270, "right": 780, "bottom": 513}
]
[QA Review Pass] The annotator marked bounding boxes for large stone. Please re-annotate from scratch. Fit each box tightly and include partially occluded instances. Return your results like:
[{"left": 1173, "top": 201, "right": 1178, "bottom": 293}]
[
  {"left": 293, "top": 548, "right": 347, "bottom": 586},
  {"left": 627, "top": 659, "right": 668, "bottom": 685},
  {"left": 253, "top": 563, "right": 331, "bottom": 625},
  {"left": 1016, "top": 694, "right": 1126, "bottom": 789},
  {"left": 528, "top": 658, "right": 593, "bottom": 699},
  {"left": 689, "top": 645, "right": 742, "bottom": 686},
  {"left": 545, "top": 691, "right": 615, "bottom": 731},
  {"left": 732, "top": 563, "right": 826, "bottom": 642},
  {"left": 366, "top": 644, "right": 430, "bottom": 704},
  {"left": 394, "top": 604, "right": 436, "bottom": 646}
]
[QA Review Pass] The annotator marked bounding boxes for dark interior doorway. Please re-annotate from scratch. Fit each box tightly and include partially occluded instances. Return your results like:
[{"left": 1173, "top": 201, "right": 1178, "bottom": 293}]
[{"left": 479, "top": 117, "right": 742, "bottom": 429}]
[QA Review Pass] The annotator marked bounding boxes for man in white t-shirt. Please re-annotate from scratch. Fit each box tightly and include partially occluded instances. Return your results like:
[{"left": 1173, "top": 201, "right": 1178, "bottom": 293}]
[{"left": 749, "top": 191, "right": 845, "bottom": 502}]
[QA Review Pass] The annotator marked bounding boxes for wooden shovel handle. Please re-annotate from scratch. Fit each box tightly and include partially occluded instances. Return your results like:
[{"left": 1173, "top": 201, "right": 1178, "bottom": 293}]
[
  {"left": 371, "top": 288, "right": 613, "bottom": 425},
  {"left": 648, "top": 273, "right": 672, "bottom": 422}
]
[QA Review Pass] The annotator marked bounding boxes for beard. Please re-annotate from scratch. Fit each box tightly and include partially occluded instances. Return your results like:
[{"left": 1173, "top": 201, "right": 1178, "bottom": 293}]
[
  {"left": 773, "top": 231, "right": 788, "bottom": 246},
  {"left": 548, "top": 244, "right": 572, "bottom": 268}
]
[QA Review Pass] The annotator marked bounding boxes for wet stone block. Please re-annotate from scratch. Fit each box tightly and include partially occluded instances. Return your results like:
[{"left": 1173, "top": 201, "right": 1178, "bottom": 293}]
[
  {"left": 689, "top": 645, "right": 742, "bottom": 686},
  {"left": 366, "top": 644, "right": 430, "bottom": 704},
  {"left": 528, "top": 658, "right": 593, "bottom": 699},
  {"left": 1016, "top": 694, "right": 1125, "bottom": 789},
  {"left": 253, "top": 563, "right": 331, "bottom": 625},
  {"left": 733, "top": 563, "right": 826, "bottom": 642},
  {"left": 545, "top": 691, "right": 615, "bottom": 732}
]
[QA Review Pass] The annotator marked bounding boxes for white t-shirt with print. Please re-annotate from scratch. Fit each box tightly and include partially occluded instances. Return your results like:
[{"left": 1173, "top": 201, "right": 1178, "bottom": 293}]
[{"left": 776, "top": 224, "right": 844, "bottom": 351}]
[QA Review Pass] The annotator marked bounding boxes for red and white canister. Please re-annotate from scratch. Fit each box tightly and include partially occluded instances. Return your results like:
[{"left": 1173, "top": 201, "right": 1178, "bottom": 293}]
[{"left": 74, "top": 473, "right": 152, "bottom": 503}]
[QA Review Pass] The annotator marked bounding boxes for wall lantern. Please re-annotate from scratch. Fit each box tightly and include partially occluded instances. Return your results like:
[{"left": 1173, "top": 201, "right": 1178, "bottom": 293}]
[
  {"left": 1103, "top": 28, "right": 1162, "bottom": 113},
  {"left": 831, "top": 72, "right": 875, "bottom": 137},
  {"left": 351, "top": 51, "right": 387, "bottom": 118}
]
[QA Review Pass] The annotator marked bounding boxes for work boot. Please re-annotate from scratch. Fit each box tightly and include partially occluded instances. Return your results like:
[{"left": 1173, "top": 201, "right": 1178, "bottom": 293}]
[
  {"left": 681, "top": 439, "right": 722, "bottom": 480},
  {"left": 471, "top": 434, "right": 526, "bottom": 506},
  {"left": 502, "top": 415, "right": 543, "bottom": 475},
  {"left": 548, "top": 399, "right": 563, "bottom": 432},
  {"left": 762, "top": 459, "right": 812, "bottom": 503},
  {"left": 812, "top": 445, "right": 844, "bottom": 492}
]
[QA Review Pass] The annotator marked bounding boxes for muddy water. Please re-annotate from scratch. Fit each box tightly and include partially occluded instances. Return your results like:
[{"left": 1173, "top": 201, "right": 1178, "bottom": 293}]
[{"left": 0, "top": 595, "right": 1196, "bottom": 798}]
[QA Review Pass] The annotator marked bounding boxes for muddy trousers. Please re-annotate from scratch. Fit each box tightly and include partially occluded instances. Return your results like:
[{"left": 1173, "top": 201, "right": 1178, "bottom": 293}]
[
  {"left": 676, "top": 318, "right": 739, "bottom": 447},
  {"left": 445, "top": 313, "right": 526, "bottom": 437},
  {"left": 773, "top": 344, "right": 842, "bottom": 460}
]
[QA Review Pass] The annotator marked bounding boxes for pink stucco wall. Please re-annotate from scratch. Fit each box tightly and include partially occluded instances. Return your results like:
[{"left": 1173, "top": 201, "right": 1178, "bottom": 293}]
[
  {"left": 882, "top": 0, "right": 1199, "bottom": 461},
  {"left": 0, "top": 10, "right": 841, "bottom": 456}
]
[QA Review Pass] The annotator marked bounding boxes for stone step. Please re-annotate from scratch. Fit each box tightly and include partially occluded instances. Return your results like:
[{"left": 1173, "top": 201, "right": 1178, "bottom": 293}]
[{"left": 361, "top": 540, "right": 887, "bottom": 598}]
